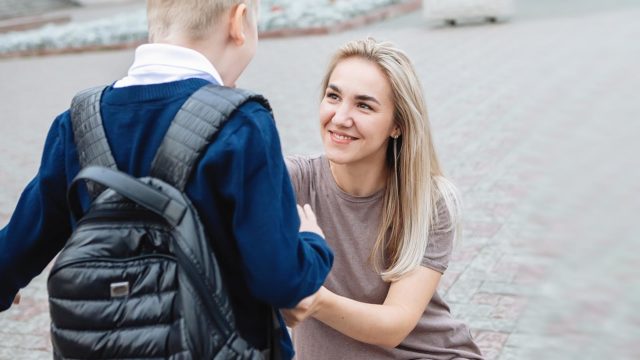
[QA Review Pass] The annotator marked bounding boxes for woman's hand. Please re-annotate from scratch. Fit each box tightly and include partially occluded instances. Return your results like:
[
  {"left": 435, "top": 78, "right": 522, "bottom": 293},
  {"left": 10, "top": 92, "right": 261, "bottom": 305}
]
[
  {"left": 297, "top": 204, "right": 325, "bottom": 238},
  {"left": 282, "top": 287, "right": 327, "bottom": 328}
]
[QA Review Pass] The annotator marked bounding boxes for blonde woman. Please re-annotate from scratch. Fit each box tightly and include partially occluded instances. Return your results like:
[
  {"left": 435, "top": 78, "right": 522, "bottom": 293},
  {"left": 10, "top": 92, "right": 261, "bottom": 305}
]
[{"left": 284, "top": 39, "right": 484, "bottom": 359}]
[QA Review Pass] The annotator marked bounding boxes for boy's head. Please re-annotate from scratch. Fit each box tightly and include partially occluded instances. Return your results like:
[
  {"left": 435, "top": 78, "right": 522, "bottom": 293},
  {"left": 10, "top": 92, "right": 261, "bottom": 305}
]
[
  {"left": 147, "top": 0, "right": 260, "bottom": 86},
  {"left": 147, "top": 0, "right": 257, "bottom": 41}
]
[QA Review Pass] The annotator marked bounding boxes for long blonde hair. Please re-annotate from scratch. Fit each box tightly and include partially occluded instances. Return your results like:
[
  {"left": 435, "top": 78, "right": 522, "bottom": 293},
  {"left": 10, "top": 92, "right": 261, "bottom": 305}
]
[{"left": 321, "top": 38, "right": 461, "bottom": 281}]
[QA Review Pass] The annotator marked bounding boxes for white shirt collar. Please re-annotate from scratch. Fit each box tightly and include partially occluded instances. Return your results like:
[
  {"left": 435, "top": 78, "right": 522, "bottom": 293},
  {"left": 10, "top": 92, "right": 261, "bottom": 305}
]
[{"left": 114, "top": 43, "right": 224, "bottom": 88}]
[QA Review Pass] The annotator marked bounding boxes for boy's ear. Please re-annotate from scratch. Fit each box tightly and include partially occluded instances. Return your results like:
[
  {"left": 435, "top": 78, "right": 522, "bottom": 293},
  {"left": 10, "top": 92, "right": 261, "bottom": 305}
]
[{"left": 229, "top": 4, "right": 247, "bottom": 46}]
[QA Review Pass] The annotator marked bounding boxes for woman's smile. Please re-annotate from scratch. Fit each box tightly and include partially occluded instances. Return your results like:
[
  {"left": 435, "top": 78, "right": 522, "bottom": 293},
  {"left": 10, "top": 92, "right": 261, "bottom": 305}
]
[{"left": 329, "top": 130, "right": 358, "bottom": 144}]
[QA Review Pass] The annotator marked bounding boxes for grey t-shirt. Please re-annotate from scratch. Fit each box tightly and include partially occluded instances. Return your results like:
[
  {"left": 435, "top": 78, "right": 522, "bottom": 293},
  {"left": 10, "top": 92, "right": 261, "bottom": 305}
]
[{"left": 286, "top": 155, "right": 483, "bottom": 360}]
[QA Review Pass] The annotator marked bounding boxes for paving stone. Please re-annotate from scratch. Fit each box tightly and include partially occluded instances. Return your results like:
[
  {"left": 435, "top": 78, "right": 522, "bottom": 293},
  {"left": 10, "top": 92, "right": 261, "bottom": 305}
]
[
  {"left": 449, "top": 303, "right": 493, "bottom": 319},
  {"left": 497, "top": 345, "right": 532, "bottom": 360},
  {"left": 472, "top": 331, "right": 509, "bottom": 360},
  {"left": 465, "top": 318, "right": 518, "bottom": 333},
  {"left": 481, "top": 281, "right": 536, "bottom": 298},
  {"left": 444, "top": 279, "right": 483, "bottom": 303}
]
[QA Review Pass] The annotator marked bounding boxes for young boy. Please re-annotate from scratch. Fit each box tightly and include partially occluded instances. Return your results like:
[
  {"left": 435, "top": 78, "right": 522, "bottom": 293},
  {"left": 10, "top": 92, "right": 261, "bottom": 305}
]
[{"left": 0, "top": 1, "right": 333, "bottom": 358}]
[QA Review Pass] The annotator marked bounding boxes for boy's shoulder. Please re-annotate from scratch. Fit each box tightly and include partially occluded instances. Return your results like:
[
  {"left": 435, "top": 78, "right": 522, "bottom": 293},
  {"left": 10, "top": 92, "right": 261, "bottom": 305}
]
[
  {"left": 233, "top": 96, "right": 272, "bottom": 119},
  {"left": 221, "top": 93, "right": 276, "bottom": 137},
  {"left": 47, "top": 108, "right": 74, "bottom": 140}
]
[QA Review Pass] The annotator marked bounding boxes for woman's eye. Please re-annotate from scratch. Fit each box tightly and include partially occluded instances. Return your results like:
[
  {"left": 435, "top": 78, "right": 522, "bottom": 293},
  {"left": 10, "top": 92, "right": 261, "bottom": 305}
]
[
  {"left": 358, "top": 103, "right": 373, "bottom": 110},
  {"left": 326, "top": 92, "right": 339, "bottom": 100}
]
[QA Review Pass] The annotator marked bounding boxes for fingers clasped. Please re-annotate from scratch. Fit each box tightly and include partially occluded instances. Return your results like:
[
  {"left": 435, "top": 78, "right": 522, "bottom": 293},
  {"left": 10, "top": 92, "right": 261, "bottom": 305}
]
[{"left": 281, "top": 287, "right": 325, "bottom": 328}]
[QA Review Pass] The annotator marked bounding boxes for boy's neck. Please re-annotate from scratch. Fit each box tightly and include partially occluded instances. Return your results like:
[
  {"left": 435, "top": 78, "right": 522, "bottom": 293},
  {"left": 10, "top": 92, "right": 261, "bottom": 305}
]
[{"left": 153, "top": 27, "right": 232, "bottom": 86}]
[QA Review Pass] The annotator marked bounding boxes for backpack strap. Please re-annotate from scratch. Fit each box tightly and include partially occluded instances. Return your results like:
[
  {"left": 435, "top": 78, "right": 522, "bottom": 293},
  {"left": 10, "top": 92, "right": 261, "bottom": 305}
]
[
  {"left": 149, "top": 84, "right": 271, "bottom": 191},
  {"left": 150, "top": 84, "right": 281, "bottom": 357},
  {"left": 68, "top": 166, "right": 186, "bottom": 226},
  {"left": 267, "top": 309, "right": 282, "bottom": 360},
  {"left": 70, "top": 85, "right": 116, "bottom": 198}
]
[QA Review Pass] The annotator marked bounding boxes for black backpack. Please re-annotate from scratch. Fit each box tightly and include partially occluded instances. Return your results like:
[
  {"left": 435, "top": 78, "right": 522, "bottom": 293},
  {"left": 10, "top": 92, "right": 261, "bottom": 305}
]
[{"left": 47, "top": 84, "right": 281, "bottom": 359}]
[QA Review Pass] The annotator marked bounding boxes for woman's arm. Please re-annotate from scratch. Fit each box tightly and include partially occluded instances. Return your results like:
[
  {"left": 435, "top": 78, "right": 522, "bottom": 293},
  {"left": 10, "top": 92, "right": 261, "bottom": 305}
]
[
  {"left": 284, "top": 266, "right": 442, "bottom": 348},
  {"left": 316, "top": 266, "right": 441, "bottom": 347}
]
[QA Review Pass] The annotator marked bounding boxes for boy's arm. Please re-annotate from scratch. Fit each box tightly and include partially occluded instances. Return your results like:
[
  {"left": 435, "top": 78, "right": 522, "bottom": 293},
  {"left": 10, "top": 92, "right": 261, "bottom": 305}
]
[
  {"left": 0, "top": 116, "right": 71, "bottom": 311},
  {"left": 215, "top": 104, "right": 333, "bottom": 309}
]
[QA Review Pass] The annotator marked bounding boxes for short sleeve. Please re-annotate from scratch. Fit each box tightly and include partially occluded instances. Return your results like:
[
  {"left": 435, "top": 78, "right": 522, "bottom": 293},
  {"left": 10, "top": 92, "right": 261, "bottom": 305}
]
[
  {"left": 285, "top": 155, "right": 315, "bottom": 205},
  {"left": 285, "top": 155, "right": 304, "bottom": 196},
  {"left": 420, "top": 200, "right": 455, "bottom": 274}
]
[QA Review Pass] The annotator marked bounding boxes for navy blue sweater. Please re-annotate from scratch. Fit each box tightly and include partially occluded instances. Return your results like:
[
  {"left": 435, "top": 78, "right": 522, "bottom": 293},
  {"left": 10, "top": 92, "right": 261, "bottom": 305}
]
[{"left": 0, "top": 78, "right": 333, "bottom": 358}]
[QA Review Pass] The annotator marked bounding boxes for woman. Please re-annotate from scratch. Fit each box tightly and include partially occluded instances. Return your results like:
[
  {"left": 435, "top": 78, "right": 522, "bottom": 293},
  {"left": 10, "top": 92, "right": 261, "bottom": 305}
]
[{"left": 284, "top": 38, "right": 484, "bottom": 359}]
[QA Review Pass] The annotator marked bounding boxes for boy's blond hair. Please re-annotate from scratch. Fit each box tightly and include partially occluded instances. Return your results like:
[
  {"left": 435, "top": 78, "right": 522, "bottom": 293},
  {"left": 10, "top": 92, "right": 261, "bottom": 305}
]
[{"left": 147, "top": 0, "right": 254, "bottom": 41}]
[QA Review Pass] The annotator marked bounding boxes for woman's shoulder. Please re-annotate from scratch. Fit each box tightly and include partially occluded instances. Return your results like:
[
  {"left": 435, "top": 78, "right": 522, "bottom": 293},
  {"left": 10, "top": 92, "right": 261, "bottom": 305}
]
[
  {"left": 285, "top": 154, "right": 325, "bottom": 177},
  {"left": 285, "top": 154, "right": 326, "bottom": 195}
]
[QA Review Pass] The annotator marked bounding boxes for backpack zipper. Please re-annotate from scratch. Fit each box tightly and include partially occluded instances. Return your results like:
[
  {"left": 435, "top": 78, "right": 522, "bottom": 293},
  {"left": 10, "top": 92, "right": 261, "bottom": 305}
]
[
  {"left": 76, "top": 209, "right": 166, "bottom": 226},
  {"left": 49, "top": 254, "right": 176, "bottom": 279}
]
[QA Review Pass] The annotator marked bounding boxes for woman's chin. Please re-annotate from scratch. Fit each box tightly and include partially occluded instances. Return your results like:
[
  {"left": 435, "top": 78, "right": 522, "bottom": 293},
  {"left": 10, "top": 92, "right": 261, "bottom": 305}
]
[{"left": 325, "top": 150, "right": 353, "bottom": 165}]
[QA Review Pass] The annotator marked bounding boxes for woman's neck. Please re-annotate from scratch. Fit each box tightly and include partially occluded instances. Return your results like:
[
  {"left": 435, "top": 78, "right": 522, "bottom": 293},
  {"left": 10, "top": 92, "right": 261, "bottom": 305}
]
[{"left": 329, "top": 159, "right": 388, "bottom": 197}]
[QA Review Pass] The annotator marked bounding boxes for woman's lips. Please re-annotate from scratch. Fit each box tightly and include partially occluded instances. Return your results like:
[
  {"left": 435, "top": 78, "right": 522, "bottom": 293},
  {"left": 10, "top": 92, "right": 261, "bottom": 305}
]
[{"left": 329, "top": 130, "right": 357, "bottom": 144}]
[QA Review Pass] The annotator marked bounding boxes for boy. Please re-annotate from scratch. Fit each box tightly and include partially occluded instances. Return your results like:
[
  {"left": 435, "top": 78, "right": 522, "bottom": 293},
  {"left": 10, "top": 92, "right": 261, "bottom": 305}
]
[{"left": 0, "top": 1, "right": 333, "bottom": 358}]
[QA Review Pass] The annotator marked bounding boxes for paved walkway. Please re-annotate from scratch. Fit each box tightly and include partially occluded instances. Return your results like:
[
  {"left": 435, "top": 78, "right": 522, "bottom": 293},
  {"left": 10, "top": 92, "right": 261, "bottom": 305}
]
[{"left": 1, "top": 2, "right": 639, "bottom": 359}]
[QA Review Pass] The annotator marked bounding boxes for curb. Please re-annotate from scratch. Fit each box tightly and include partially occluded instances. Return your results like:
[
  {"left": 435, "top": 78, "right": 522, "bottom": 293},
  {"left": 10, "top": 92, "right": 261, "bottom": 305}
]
[{"left": 0, "top": 0, "right": 421, "bottom": 59}]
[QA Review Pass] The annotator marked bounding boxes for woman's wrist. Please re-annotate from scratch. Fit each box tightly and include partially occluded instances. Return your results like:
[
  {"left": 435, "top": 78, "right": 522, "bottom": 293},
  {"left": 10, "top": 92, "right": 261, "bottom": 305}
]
[{"left": 313, "top": 286, "right": 332, "bottom": 317}]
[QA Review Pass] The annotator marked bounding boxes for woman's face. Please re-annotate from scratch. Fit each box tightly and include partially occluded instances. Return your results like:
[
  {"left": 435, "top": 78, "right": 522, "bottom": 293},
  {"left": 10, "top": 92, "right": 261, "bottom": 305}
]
[{"left": 320, "top": 57, "right": 397, "bottom": 168}]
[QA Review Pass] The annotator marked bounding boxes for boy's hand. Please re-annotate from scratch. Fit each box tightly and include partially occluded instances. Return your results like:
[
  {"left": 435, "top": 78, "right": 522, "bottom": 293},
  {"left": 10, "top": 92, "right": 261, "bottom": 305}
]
[
  {"left": 281, "top": 287, "right": 326, "bottom": 328},
  {"left": 297, "top": 204, "right": 325, "bottom": 238},
  {"left": 12, "top": 293, "right": 21, "bottom": 305}
]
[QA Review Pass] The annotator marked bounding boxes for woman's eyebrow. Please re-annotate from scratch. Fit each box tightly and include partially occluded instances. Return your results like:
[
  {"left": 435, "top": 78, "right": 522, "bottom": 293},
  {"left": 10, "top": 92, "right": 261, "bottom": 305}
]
[
  {"left": 328, "top": 84, "right": 341, "bottom": 93},
  {"left": 329, "top": 84, "right": 381, "bottom": 105},
  {"left": 355, "top": 94, "right": 381, "bottom": 105}
]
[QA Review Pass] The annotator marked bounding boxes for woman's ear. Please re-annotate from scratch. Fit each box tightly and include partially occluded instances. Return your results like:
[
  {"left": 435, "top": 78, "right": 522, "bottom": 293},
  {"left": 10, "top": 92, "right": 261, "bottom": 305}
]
[
  {"left": 391, "top": 127, "right": 401, "bottom": 138},
  {"left": 229, "top": 3, "right": 247, "bottom": 46}
]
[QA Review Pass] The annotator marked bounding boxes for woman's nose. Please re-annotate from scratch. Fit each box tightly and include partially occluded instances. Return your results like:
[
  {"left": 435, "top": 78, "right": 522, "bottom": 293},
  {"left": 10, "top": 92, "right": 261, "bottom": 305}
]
[{"left": 331, "top": 104, "right": 353, "bottom": 127}]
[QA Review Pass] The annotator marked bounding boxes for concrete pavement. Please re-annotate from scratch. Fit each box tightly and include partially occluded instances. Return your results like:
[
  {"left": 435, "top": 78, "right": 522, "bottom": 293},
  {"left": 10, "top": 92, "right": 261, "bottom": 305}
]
[{"left": 1, "top": 2, "right": 639, "bottom": 359}]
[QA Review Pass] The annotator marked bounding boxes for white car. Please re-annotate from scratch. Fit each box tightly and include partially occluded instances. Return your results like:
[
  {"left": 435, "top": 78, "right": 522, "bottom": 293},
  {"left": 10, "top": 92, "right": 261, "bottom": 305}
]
[{"left": 423, "top": 0, "right": 515, "bottom": 25}]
